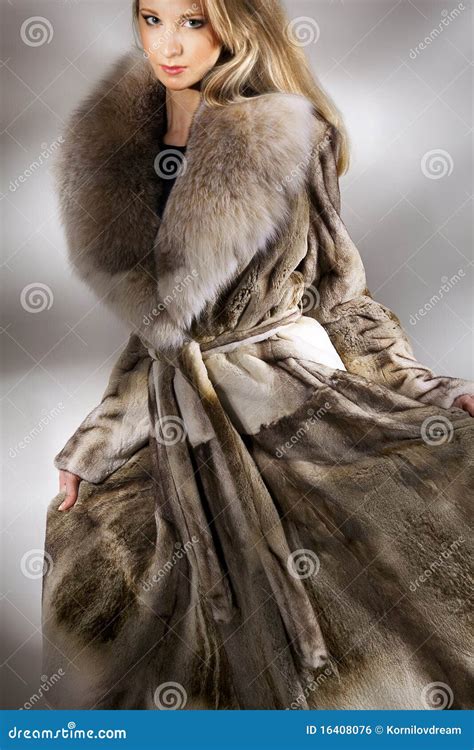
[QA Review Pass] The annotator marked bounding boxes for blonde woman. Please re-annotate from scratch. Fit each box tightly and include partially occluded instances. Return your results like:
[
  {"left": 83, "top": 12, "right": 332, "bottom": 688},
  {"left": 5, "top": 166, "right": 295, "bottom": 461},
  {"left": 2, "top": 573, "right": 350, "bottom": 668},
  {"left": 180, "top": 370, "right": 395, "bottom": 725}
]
[{"left": 42, "top": 0, "right": 474, "bottom": 710}]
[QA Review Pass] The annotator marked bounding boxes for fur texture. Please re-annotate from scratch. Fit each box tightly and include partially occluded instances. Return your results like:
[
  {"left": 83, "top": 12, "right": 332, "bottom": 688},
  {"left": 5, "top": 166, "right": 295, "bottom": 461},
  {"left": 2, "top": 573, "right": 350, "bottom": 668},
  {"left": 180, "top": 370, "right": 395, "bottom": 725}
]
[
  {"left": 54, "top": 49, "right": 322, "bottom": 349},
  {"left": 53, "top": 48, "right": 473, "bottom": 404},
  {"left": 44, "top": 49, "right": 474, "bottom": 710}
]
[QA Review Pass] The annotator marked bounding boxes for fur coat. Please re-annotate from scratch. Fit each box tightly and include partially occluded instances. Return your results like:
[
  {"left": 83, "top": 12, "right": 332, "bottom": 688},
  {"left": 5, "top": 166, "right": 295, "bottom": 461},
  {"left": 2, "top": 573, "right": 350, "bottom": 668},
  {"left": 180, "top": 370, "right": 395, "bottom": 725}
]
[{"left": 41, "top": 49, "right": 474, "bottom": 710}]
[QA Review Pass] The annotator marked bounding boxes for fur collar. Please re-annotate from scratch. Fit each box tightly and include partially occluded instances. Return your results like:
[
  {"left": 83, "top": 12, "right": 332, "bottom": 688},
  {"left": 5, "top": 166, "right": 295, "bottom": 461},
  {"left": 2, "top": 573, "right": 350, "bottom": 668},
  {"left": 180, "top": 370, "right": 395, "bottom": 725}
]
[{"left": 54, "top": 49, "right": 326, "bottom": 347}]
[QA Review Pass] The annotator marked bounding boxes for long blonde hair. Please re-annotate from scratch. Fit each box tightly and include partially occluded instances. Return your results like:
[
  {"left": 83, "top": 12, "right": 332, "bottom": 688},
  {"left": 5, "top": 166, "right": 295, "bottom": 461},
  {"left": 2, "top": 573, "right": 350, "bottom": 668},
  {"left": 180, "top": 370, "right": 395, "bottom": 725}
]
[{"left": 132, "top": 0, "right": 350, "bottom": 174}]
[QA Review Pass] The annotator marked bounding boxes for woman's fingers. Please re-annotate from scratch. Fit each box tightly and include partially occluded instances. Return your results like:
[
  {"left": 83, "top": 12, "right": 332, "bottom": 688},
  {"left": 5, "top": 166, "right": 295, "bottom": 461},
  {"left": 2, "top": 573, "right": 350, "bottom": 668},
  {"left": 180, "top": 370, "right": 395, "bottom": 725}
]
[
  {"left": 57, "top": 471, "right": 81, "bottom": 511},
  {"left": 453, "top": 394, "right": 474, "bottom": 417},
  {"left": 58, "top": 469, "right": 67, "bottom": 493}
]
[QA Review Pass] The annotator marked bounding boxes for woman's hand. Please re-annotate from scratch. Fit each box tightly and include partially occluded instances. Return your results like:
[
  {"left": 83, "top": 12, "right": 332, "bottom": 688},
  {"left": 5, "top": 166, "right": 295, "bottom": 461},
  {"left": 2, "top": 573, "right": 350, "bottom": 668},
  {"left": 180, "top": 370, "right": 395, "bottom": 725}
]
[
  {"left": 452, "top": 394, "right": 474, "bottom": 416},
  {"left": 57, "top": 469, "right": 82, "bottom": 511}
]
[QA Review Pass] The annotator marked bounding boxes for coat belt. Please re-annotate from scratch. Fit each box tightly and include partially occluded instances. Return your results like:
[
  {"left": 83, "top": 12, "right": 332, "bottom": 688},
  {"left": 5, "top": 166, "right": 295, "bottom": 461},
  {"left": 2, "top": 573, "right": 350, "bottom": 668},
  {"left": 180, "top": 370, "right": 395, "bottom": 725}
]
[
  {"left": 146, "top": 302, "right": 330, "bottom": 675},
  {"left": 146, "top": 307, "right": 302, "bottom": 361}
]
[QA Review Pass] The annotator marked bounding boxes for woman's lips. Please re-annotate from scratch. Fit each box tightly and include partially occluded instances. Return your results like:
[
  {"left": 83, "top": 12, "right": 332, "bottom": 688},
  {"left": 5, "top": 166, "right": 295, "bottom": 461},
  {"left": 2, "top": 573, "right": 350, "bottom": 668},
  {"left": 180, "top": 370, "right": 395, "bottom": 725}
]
[{"left": 161, "top": 65, "right": 187, "bottom": 75}]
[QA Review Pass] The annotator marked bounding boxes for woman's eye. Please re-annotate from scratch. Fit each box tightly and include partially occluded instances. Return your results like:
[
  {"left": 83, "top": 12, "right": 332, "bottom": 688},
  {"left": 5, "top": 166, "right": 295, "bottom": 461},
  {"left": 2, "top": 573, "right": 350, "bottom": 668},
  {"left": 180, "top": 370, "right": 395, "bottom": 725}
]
[
  {"left": 143, "top": 15, "right": 160, "bottom": 26},
  {"left": 184, "top": 19, "right": 205, "bottom": 28},
  {"left": 141, "top": 15, "right": 205, "bottom": 29}
]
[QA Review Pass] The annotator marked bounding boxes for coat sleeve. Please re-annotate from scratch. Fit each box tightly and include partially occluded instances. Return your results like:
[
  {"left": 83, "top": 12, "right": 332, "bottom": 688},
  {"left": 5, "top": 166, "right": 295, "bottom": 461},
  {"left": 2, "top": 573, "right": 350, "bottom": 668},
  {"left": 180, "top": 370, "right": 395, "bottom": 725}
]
[
  {"left": 53, "top": 332, "right": 151, "bottom": 484},
  {"left": 309, "top": 122, "right": 474, "bottom": 409}
]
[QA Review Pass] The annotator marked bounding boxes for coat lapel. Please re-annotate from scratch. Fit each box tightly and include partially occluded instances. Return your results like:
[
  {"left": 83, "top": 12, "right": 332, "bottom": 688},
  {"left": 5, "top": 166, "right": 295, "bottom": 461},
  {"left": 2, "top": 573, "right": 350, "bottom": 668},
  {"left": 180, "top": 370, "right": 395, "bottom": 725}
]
[
  {"left": 156, "top": 90, "right": 318, "bottom": 329},
  {"left": 55, "top": 49, "right": 323, "bottom": 340}
]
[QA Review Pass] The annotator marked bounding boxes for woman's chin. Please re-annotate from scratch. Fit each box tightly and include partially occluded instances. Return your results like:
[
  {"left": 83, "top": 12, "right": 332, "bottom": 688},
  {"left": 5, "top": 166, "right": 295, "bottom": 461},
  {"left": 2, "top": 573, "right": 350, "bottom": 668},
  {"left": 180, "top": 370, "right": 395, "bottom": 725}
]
[{"left": 161, "top": 79, "right": 192, "bottom": 91}]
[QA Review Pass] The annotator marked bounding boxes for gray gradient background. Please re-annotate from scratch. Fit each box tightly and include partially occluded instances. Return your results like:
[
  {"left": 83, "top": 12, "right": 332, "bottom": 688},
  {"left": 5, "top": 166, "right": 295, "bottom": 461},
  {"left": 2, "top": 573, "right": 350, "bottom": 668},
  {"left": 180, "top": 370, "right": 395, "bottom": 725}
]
[{"left": 1, "top": 0, "right": 472, "bottom": 709}]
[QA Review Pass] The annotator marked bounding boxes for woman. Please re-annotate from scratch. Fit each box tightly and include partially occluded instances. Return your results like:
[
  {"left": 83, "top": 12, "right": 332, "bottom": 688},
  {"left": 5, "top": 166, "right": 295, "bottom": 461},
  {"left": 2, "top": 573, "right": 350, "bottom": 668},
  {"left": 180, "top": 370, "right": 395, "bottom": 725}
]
[{"left": 42, "top": 0, "right": 474, "bottom": 710}]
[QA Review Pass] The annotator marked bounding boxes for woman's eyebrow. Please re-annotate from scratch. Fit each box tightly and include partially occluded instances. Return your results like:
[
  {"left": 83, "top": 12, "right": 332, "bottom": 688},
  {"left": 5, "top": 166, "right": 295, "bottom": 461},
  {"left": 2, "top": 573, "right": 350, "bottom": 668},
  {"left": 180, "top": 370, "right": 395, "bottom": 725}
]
[{"left": 139, "top": 7, "right": 203, "bottom": 18}]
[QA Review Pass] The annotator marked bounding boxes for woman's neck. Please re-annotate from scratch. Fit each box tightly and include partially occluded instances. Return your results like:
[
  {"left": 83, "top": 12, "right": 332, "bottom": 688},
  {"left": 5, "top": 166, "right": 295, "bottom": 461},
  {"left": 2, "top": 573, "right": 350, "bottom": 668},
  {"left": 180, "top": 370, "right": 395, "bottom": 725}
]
[{"left": 164, "top": 87, "right": 202, "bottom": 147}]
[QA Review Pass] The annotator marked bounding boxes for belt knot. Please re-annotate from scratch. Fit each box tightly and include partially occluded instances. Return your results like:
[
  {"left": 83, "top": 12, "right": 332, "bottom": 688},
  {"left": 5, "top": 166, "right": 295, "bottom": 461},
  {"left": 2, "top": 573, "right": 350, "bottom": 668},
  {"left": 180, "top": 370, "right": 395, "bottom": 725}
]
[{"left": 146, "top": 308, "right": 302, "bottom": 362}]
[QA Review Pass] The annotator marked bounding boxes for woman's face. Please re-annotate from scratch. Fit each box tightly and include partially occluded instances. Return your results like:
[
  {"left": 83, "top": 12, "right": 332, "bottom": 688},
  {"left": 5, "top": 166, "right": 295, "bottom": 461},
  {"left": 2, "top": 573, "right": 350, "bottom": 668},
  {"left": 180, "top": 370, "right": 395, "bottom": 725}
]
[{"left": 137, "top": 0, "right": 222, "bottom": 89}]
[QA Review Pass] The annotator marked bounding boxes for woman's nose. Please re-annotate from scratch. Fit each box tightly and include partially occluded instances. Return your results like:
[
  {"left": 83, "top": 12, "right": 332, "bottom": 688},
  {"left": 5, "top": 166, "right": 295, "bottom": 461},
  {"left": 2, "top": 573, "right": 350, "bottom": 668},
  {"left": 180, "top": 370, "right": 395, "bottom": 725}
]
[{"left": 162, "top": 32, "right": 183, "bottom": 58}]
